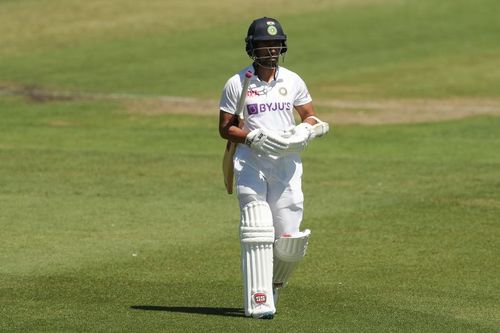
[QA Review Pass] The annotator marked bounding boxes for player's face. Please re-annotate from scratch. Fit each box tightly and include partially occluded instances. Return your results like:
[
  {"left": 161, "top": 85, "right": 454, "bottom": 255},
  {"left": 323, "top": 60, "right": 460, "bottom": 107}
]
[{"left": 253, "top": 40, "right": 283, "bottom": 68}]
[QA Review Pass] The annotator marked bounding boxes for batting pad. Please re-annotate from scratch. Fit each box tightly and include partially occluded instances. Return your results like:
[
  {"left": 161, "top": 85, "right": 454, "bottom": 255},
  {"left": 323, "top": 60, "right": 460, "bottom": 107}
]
[
  {"left": 240, "top": 201, "right": 276, "bottom": 318},
  {"left": 273, "top": 229, "right": 311, "bottom": 288}
]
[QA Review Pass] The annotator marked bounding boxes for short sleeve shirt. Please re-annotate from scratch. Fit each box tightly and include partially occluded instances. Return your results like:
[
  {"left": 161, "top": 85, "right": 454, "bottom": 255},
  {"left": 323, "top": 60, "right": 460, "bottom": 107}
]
[{"left": 219, "top": 65, "right": 312, "bottom": 132}]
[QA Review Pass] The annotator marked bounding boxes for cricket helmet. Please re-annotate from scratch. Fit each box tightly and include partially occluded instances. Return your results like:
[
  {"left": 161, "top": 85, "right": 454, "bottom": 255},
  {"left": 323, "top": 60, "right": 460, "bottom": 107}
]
[{"left": 245, "top": 17, "right": 288, "bottom": 57}]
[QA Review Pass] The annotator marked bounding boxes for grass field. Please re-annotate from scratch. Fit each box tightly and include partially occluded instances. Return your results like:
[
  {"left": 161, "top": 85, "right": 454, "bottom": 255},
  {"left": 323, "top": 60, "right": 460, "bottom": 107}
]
[{"left": 1, "top": 0, "right": 500, "bottom": 332}]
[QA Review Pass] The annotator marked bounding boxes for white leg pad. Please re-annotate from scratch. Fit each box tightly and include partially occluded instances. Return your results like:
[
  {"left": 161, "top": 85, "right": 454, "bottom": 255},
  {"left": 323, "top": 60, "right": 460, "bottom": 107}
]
[
  {"left": 240, "top": 201, "right": 276, "bottom": 318},
  {"left": 273, "top": 229, "right": 311, "bottom": 288}
]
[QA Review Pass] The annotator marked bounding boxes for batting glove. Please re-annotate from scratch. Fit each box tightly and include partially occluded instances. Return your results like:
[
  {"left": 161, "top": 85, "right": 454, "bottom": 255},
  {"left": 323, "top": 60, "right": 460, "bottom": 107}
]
[
  {"left": 246, "top": 128, "right": 289, "bottom": 157},
  {"left": 306, "top": 116, "right": 330, "bottom": 138},
  {"left": 285, "top": 119, "right": 330, "bottom": 153},
  {"left": 286, "top": 123, "right": 313, "bottom": 153}
]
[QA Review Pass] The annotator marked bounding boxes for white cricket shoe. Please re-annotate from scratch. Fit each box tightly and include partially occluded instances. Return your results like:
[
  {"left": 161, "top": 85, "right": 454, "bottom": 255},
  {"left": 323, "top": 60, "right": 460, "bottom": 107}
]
[{"left": 251, "top": 308, "right": 274, "bottom": 319}]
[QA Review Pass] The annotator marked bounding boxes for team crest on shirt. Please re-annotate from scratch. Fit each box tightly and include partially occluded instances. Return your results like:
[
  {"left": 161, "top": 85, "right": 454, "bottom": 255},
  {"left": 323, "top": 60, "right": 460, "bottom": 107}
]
[{"left": 279, "top": 87, "right": 287, "bottom": 96}]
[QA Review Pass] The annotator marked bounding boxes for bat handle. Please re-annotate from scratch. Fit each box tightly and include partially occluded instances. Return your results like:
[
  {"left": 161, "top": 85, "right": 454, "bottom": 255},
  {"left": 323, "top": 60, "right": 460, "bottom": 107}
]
[{"left": 235, "top": 71, "right": 254, "bottom": 118}]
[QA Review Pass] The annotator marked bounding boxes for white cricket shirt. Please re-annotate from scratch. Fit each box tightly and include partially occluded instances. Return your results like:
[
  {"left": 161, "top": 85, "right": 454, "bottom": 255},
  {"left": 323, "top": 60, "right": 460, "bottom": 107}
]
[{"left": 219, "top": 65, "right": 312, "bottom": 132}]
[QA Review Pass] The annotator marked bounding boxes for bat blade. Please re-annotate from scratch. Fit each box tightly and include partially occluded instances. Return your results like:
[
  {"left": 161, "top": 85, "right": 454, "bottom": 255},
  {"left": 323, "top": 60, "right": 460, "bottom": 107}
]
[{"left": 222, "top": 141, "right": 237, "bottom": 194}]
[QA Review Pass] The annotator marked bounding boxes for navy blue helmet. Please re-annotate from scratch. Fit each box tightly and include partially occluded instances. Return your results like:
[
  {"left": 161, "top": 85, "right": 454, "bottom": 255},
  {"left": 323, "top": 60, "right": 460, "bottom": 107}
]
[{"left": 245, "top": 17, "right": 288, "bottom": 57}]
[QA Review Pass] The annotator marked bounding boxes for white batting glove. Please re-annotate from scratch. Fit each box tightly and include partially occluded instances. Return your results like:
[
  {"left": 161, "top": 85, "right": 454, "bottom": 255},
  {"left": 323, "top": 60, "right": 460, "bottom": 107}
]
[
  {"left": 310, "top": 121, "right": 329, "bottom": 138},
  {"left": 285, "top": 119, "right": 330, "bottom": 153},
  {"left": 286, "top": 123, "right": 313, "bottom": 153},
  {"left": 293, "top": 123, "right": 313, "bottom": 141},
  {"left": 245, "top": 128, "right": 289, "bottom": 157},
  {"left": 306, "top": 116, "right": 330, "bottom": 138},
  {"left": 278, "top": 126, "right": 295, "bottom": 139}
]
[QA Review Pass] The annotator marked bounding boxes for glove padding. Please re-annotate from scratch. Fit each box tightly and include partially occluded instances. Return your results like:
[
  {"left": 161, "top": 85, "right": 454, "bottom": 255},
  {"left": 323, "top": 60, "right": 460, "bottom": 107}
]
[
  {"left": 287, "top": 123, "right": 313, "bottom": 153},
  {"left": 284, "top": 118, "right": 330, "bottom": 153},
  {"left": 310, "top": 120, "right": 329, "bottom": 138},
  {"left": 245, "top": 128, "right": 289, "bottom": 157}
]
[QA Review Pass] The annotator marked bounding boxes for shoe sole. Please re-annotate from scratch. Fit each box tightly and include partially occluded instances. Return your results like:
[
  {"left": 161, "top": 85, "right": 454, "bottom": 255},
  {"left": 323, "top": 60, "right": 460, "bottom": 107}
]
[{"left": 253, "top": 312, "right": 274, "bottom": 320}]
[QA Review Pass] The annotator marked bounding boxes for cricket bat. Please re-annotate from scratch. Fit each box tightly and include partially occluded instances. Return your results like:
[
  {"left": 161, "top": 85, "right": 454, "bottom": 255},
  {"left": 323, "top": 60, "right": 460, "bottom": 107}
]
[{"left": 222, "top": 70, "right": 253, "bottom": 194}]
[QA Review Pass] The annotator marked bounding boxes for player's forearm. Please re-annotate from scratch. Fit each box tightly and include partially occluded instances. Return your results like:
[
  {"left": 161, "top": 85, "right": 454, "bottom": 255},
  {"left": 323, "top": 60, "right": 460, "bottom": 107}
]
[
  {"left": 219, "top": 110, "right": 249, "bottom": 143},
  {"left": 295, "top": 102, "right": 317, "bottom": 125},
  {"left": 221, "top": 125, "right": 248, "bottom": 144}
]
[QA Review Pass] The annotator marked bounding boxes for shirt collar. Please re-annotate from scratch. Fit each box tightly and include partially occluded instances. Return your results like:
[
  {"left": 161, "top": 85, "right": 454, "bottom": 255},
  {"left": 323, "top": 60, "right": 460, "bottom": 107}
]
[{"left": 251, "top": 63, "right": 280, "bottom": 82}]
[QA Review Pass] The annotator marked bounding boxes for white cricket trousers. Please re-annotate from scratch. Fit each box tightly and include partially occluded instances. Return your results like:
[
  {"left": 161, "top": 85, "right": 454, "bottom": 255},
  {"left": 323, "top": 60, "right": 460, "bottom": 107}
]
[{"left": 234, "top": 144, "right": 304, "bottom": 238}]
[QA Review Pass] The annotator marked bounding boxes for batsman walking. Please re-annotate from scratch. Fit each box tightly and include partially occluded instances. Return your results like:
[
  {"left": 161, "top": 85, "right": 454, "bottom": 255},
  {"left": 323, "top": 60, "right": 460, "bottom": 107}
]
[{"left": 218, "top": 17, "right": 329, "bottom": 319}]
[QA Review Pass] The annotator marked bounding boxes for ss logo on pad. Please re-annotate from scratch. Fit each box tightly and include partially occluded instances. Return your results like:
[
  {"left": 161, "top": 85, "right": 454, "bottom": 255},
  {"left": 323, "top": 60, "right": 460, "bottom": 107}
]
[{"left": 254, "top": 293, "right": 267, "bottom": 304}]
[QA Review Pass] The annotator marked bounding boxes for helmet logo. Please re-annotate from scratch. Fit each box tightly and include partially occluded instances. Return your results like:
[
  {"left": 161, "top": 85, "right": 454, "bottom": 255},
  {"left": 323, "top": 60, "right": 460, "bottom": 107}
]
[{"left": 267, "top": 26, "right": 278, "bottom": 36}]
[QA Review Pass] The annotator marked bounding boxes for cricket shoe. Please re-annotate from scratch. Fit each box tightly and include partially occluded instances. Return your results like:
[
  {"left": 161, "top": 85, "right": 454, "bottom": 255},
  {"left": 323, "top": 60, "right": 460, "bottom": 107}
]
[
  {"left": 253, "top": 311, "right": 274, "bottom": 319},
  {"left": 251, "top": 305, "right": 275, "bottom": 319}
]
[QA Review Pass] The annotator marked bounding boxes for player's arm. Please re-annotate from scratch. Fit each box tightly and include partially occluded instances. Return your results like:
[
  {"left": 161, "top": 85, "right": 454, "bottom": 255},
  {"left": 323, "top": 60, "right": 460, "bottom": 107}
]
[
  {"left": 219, "top": 110, "right": 248, "bottom": 144},
  {"left": 294, "top": 102, "right": 318, "bottom": 125}
]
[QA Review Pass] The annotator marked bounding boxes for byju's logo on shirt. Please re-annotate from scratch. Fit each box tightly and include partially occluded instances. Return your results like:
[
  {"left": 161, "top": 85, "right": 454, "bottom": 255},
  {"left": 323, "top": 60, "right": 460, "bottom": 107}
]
[{"left": 246, "top": 102, "right": 292, "bottom": 115}]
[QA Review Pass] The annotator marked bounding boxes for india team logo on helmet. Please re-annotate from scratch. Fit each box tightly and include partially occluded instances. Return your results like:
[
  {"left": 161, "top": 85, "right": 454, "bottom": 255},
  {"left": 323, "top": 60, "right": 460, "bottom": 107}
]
[
  {"left": 245, "top": 17, "right": 288, "bottom": 57},
  {"left": 267, "top": 25, "right": 278, "bottom": 36}
]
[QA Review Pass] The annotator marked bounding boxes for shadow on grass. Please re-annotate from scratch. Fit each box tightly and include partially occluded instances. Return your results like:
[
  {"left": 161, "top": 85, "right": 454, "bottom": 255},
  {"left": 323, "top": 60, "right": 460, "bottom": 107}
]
[{"left": 131, "top": 305, "right": 246, "bottom": 318}]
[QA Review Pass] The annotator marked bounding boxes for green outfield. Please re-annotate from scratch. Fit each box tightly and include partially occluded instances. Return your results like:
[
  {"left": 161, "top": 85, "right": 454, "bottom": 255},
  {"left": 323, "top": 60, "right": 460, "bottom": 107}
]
[{"left": 1, "top": 1, "right": 499, "bottom": 332}]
